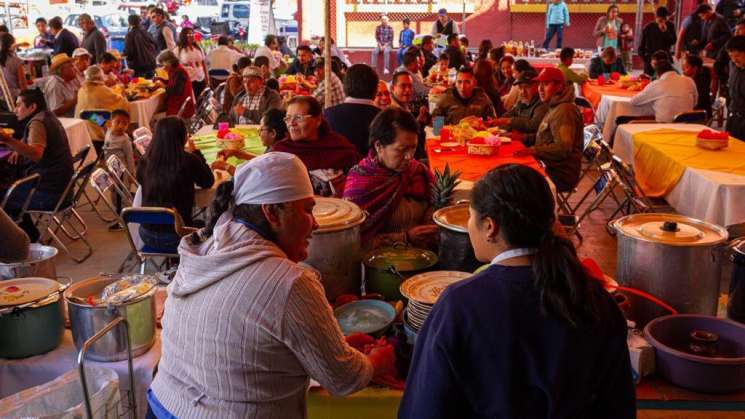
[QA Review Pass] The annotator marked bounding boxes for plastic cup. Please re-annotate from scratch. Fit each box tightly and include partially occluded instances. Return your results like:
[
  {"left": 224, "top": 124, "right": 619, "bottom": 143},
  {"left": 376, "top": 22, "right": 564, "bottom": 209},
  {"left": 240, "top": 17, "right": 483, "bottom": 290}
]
[{"left": 433, "top": 116, "right": 445, "bottom": 136}]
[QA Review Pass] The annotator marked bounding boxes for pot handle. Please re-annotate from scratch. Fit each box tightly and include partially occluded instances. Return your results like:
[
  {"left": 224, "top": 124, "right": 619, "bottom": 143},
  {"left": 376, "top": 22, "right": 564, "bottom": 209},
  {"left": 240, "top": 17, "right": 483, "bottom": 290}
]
[
  {"left": 56, "top": 276, "right": 72, "bottom": 292},
  {"left": 0, "top": 280, "right": 71, "bottom": 316}
]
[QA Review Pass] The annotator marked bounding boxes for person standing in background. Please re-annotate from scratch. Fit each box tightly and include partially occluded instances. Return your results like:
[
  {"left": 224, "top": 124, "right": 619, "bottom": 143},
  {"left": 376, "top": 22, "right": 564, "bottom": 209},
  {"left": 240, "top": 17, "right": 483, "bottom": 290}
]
[
  {"left": 676, "top": 0, "right": 709, "bottom": 60},
  {"left": 639, "top": 7, "right": 677, "bottom": 76},
  {"left": 717, "top": 0, "right": 745, "bottom": 31},
  {"left": 371, "top": 15, "right": 394, "bottom": 75},
  {"left": 431, "top": 8, "right": 458, "bottom": 37},
  {"left": 543, "top": 0, "right": 570, "bottom": 49},
  {"left": 698, "top": 3, "right": 732, "bottom": 59},
  {"left": 398, "top": 18, "right": 415, "bottom": 66},
  {"left": 49, "top": 17, "right": 79, "bottom": 58},
  {"left": 444, "top": 34, "right": 466, "bottom": 69},
  {"left": 618, "top": 23, "right": 634, "bottom": 72},
  {"left": 79, "top": 14, "right": 106, "bottom": 64},
  {"left": 593, "top": 4, "right": 623, "bottom": 51},
  {"left": 725, "top": 36, "right": 745, "bottom": 141},
  {"left": 34, "top": 18, "right": 54, "bottom": 48},
  {"left": 124, "top": 14, "right": 158, "bottom": 79},
  {"left": 151, "top": 8, "right": 177, "bottom": 52}
]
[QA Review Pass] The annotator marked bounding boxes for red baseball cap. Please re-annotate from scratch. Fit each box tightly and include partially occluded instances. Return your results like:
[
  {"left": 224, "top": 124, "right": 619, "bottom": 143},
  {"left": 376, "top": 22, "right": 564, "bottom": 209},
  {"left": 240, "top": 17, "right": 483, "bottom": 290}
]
[{"left": 535, "top": 67, "right": 566, "bottom": 84}]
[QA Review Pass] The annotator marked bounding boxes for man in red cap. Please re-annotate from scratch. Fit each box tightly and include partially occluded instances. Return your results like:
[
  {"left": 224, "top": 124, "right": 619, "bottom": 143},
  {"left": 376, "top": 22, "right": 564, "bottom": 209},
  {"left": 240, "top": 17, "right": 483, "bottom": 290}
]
[{"left": 515, "top": 67, "right": 583, "bottom": 192}]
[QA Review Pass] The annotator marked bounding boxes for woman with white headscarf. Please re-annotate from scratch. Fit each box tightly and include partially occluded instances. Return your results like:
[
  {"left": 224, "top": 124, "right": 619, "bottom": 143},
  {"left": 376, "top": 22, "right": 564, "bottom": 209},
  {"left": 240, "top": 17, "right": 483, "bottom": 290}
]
[{"left": 147, "top": 152, "right": 392, "bottom": 419}]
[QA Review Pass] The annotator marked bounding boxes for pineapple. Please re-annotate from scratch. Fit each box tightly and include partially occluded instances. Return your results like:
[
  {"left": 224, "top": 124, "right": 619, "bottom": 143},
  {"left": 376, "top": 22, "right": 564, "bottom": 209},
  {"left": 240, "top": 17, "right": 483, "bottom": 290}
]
[{"left": 430, "top": 164, "right": 461, "bottom": 210}]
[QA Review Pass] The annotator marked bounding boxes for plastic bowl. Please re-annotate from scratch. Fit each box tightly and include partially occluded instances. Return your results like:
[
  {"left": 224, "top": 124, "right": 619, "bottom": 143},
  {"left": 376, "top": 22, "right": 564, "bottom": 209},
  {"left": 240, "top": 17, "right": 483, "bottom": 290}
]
[
  {"left": 334, "top": 300, "right": 396, "bottom": 337},
  {"left": 644, "top": 314, "right": 745, "bottom": 393}
]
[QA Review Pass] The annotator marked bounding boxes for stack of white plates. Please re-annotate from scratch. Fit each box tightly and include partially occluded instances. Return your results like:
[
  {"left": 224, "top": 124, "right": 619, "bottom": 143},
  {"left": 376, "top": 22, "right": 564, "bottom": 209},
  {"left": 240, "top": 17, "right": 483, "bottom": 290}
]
[{"left": 400, "top": 271, "right": 471, "bottom": 333}]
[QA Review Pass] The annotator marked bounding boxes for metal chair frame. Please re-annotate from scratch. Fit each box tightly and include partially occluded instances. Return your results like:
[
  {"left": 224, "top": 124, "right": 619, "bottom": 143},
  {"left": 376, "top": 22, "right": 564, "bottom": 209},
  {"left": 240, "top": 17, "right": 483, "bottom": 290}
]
[
  {"left": 89, "top": 168, "right": 133, "bottom": 224},
  {"left": 1, "top": 173, "right": 41, "bottom": 223},
  {"left": 120, "top": 206, "right": 185, "bottom": 274},
  {"left": 105, "top": 154, "right": 138, "bottom": 203}
]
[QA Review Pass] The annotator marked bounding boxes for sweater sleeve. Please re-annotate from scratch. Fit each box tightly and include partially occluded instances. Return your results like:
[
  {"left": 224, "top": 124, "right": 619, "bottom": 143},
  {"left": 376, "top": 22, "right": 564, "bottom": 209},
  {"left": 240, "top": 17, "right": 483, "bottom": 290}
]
[
  {"left": 281, "top": 271, "right": 373, "bottom": 396},
  {"left": 0, "top": 208, "right": 29, "bottom": 263}
]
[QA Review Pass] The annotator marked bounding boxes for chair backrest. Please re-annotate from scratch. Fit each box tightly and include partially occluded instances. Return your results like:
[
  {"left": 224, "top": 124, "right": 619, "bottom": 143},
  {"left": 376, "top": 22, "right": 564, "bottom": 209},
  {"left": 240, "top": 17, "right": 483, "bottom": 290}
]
[
  {"left": 1, "top": 173, "right": 41, "bottom": 219},
  {"left": 177, "top": 96, "right": 193, "bottom": 118},
  {"left": 575, "top": 96, "right": 593, "bottom": 109},
  {"left": 582, "top": 124, "right": 602, "bottom": 152},
  {"left": 609, "top": 155, "right": 653, "bottom": 210},
  {"left": 79, "top": 110, "right": 113, "bottom": 129},
  {"left": 121, "top": 206, "right": 184, "bottom": 256},
  {"left": 673, "top": 110, "right": 707, "bottom": 124},
  {"left": 208, "top": 69, "right": 230, "bottom": 79},
  {"left": 90, "top": 168, "right": 131, "bottom": 215},
  {"left": 72, "top": 144, "right": 91, "bottom": 169}
]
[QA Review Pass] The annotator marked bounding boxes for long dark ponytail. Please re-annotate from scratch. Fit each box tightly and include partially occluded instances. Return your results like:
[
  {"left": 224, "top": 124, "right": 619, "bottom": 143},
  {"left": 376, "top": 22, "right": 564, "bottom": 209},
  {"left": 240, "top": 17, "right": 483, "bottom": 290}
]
[{"left": 470, "top": 164, "right": 602, "bottom": 328}]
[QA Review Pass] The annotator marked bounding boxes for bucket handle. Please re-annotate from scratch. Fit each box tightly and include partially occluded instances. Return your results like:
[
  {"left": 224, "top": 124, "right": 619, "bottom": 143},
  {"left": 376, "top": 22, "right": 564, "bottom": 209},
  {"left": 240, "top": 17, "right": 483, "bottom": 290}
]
[{"left": 78, "top": 316, "right": 137, "bottom": 419}]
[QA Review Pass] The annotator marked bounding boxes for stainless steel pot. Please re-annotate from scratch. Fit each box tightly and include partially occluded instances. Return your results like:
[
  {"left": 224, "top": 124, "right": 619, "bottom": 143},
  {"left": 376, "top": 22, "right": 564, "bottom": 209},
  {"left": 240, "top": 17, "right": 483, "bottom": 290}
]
[
  {"left": 305, "top": 197, "right": 366, "bottom": 302},
  {"left": 65, "top": 276, "right": 157, "bottom": 362},
  {"left": 0, "top": 244, "right": 58, "bottom": 280},
  {"left": 613, "top": 213, "right": 729, "bottom": 327},
  {"left": 432, "top": 203, "right": 481, "bottom": 273}
]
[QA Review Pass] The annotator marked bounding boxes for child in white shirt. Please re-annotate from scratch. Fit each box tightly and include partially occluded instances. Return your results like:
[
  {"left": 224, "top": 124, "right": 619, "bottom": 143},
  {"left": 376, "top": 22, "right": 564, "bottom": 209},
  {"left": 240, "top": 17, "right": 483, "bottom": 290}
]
[{"left": 103, "top": 109, "right": 134, "bottom": 230}]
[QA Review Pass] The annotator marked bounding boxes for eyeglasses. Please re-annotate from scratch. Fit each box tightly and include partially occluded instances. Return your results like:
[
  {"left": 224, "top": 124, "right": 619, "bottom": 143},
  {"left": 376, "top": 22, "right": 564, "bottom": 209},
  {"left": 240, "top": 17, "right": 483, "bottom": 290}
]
[{"left": 284, "top": 114, "right": 313, "bottom": 124}]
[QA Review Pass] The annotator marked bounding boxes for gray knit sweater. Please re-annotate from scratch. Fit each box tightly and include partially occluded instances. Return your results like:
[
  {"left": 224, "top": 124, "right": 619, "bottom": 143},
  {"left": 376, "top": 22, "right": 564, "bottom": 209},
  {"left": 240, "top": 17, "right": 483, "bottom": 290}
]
[{"left": 150, "top": 215, "right": 373, "bottom": 418}]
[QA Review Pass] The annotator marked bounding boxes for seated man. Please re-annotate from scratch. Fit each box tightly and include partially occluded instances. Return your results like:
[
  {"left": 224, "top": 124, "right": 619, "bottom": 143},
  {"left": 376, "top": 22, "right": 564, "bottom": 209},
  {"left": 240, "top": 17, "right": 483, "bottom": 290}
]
[
  {"left": 0, "top": 89, "right": 74, "bottom": 241},
  {"left": 324, "top": 64, "right": 381, "bottom": 156},
  {"left": 630, "top": 59, "right": 698, "bottom": 122},
  {"left": 557, "top": 47, "right": 588, "bottom": 86},
  {"left": 98, "top": 52, "right": 121, "bottom": 87},
  {"left": 588, "top": 47, "right": 627, "bottom": 79},
  {"left": 43, "top": 53, "right": 78, "bottom": 118},
  {"left": 681, "top": 54, "right": 712, "bottom": 117},
  {"left": 230, "top": 66, "right": 282, "bottom": 124},
  {"left": 252, "top": 55, "right": 279, "bottom": 91},
  {"left": 390, "top": 70, "right": 431, "bottom": 159},
  {"left": 396, "top": 50, "right": 430, "bottom": 108},
  {"left": 444, "top": 33, "right": 466, "bottom": 69},
  {"left": 493, "top": 70, "right": 549, "bottom": 145},
  {"left": 286, "top": 44, "right": 316, "bottom": 77},
  {"left": 515, "top": 68, "right": 583, "bottom": 193},
  {"left": 222, "top": 56, "right": 252, "bottom": 115},
  {"left": 207, "top": 35, "right": 244, "bottom": 74},
  {"left": 432, "top": 66, "right": 496, "bottom": 125},
  {"left": 311, "top": 57, "right": 345, "bottom": 109}
]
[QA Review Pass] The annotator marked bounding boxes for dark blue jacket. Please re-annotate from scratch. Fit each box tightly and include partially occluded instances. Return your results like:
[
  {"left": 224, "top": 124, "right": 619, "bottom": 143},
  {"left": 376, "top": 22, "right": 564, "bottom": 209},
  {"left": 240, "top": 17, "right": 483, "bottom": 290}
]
[
  {"left": 52, "top": 29, "right": 80, "bottom": 58},
  {"left": 323, "top": 101, "right": 380, "bottom": 156}
]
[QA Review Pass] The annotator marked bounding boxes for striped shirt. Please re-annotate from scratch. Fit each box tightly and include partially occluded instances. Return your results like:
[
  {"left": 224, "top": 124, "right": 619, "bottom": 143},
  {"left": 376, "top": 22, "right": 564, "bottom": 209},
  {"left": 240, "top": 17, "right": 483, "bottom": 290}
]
[{"left": 375, "top": 24, "right": 394, "bottom": 45}]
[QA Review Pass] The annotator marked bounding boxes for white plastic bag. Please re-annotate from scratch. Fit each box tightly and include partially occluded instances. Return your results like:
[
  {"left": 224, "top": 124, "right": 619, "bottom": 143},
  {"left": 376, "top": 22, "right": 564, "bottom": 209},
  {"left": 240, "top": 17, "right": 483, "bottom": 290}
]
[{"left": 0, "top": 366, "right": 121, "bottom": 419}]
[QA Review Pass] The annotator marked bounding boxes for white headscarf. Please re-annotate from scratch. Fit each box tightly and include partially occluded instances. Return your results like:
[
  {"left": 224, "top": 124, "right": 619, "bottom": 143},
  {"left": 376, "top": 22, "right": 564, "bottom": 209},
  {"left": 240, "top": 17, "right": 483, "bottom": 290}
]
[{"left": 233, "top": 152, "right": 314, "bottom": 205}]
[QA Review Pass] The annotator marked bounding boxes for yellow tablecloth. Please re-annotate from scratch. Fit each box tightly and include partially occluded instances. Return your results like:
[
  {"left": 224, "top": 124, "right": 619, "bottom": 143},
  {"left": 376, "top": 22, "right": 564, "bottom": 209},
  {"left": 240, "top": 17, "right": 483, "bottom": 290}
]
[{"left": 631, "top": 129, "right": 745, "bottom": 197}]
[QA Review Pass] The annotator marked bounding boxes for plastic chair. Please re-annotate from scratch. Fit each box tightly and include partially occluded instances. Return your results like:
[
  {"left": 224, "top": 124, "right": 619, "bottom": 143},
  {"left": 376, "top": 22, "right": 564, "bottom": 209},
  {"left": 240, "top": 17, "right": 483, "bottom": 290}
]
[
  {"left": 672, "top": 110, "right": 708, "bottom": 125},
  {"left": 27, "top": 161, "right": 97, "bottom": 263},
  {"left": 120, "top": 206, "right": 191, "bottom": 274},
  {"left": 1, "top": 173, "right": 41, "bottom": 223}
]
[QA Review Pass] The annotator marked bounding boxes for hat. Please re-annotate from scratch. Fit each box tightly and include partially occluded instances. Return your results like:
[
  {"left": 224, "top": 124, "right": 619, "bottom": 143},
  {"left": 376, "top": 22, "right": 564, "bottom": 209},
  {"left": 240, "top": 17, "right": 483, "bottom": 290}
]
[
  {"left": 84, "top": 65, "right": 104, "bottom": 83},
  {"left": 241, "top": 66, "right": 263, "bottom": 79},
  {"left": 513, "top": 69, "right": 539, "bottom": 85},
  {"left": 438, "top": 8, "right": 448, "bottom": 15},
  {"left": 107, "top": 49, "right": 122, "bottom": 61},
  {"left": 534, "top": 67, "right": 565, "bottom": 84},
  {"left": 49, "top": 53, "right": 73, "bottom": 72},
  {"left": 233, "top": 152, "right": 314, "bottom": 205},
  {"left": 72, "top": 48, "right": 91, "bottom": 58}
]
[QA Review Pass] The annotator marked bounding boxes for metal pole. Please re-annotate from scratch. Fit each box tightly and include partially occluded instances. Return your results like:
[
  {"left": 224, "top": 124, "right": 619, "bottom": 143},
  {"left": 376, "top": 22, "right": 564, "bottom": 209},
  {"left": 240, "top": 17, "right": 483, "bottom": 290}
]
[
  {"left": 634, "top": 0, "right": 645, "bottom": 52},
  {"left": 324, "top": 0, "right": 331, "bottom": 108},
  {"left": 461, "top": 0, "right": 466, "bottom": 36}
]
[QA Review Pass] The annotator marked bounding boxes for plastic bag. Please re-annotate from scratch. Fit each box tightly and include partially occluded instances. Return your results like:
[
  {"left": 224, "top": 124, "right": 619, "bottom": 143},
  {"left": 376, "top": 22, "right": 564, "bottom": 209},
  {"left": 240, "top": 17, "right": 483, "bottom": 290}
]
[{"left": 0, "top": 366, "right": 121, "bottom": 419}]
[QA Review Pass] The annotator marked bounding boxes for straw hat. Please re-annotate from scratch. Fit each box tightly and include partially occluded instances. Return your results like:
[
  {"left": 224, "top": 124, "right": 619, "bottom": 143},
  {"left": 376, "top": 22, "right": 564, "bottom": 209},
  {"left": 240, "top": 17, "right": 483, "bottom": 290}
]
[
  {"left": 72, "top": 48, "right": 91, "bottom": 58},
  {"left": 49, "top": 53, "right": 74, "bottom": 73},
  {"left": 107, "top": 49, "right": 122, "bottom": 61},
  {"left": 84, "top": 65, "right": 104, "bottom": 84},
  {"left": 241, "top": 66, "right": 263, "bottom": 79}
]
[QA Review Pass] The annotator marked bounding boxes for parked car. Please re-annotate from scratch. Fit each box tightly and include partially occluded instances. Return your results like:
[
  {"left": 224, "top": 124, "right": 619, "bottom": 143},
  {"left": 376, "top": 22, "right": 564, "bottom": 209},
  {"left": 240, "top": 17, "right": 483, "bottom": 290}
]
[
  {"left": 220, "top": 2, "right": 249, "bottom": 29},
  {"left": 103, "top": 13, "right": 129, "bottom": 52}
]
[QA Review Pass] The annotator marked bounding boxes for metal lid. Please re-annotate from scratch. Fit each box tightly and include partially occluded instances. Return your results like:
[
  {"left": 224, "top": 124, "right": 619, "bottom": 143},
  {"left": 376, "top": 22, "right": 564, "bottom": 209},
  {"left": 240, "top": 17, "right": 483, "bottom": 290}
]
[
  {"left": 0, "top": 277, "right": 62, "bottom": 307},
  {"left": 312, "top": 197, "right": 366, "bottom": 233},
  {"left": 612, "top": 213, "right": 728, "bottom": 247},
  {"left": 364, "top": 244, "right": 438, "bottom": 272},
  {"left": 400, "top": 271, "right": 471, "bottom": 305},
  {"left": 432, "top": 203, "right": 470, "bottom": 233}
]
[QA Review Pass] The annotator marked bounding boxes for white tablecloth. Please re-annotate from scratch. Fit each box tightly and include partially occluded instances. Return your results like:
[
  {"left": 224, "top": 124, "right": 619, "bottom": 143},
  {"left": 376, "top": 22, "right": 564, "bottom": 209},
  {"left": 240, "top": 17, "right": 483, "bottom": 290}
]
[
  {"left": 60, "top": 117, "right": 97, "bottom": 166},
  {"left": 0, "top": 330, "right": 160, "bottom": 419},
  {"left": 613, "top": 123, "right": 745, "bottom": 226},
  {"left": 129, "top": 93, "right": 165, "bottom": 130},
  {"left": 595, "top": 95, "right": 653, "bottom": 143}
]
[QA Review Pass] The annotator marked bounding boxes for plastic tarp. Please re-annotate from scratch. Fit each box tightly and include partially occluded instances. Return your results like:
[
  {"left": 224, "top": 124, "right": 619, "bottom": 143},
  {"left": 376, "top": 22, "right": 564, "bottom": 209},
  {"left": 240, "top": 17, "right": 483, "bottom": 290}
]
[{"left": 0, "top": 366, "right": 121, "bottom": 419}]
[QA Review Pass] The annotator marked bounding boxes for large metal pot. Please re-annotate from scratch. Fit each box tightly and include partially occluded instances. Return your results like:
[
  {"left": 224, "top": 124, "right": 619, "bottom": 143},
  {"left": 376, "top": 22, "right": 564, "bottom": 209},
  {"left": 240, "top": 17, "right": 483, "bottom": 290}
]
[
  {"left": 0, "top": 277, "right": 68, "bottom": 358},
  {"left": 0, "top": 244, "right": 58, "bottom": 280},
  {"left": 305, "top": 197, "right": 366, "bottom": 302},
  {"left": 363, "top": 244, "right": 438, "bottom": 300},
  {"left": 432, "top": 203, "right": 480, "bottom": 273},
  {"left": 613, "top": 213, "right": 729, "bottom": 327},
  {"left": 65, "top": 276, "right": 157, "bottom": 362}
]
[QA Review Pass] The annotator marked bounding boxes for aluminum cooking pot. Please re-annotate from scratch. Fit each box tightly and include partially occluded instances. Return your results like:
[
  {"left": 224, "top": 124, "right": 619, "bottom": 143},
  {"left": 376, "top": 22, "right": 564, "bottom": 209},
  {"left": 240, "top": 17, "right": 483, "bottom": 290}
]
[
  {"left": 65, "top": 275, "right": 157, "bottom": 362},
  {"left": 363, "top": 244, "right": 438, "bottom": 300},
  {"left": 0, "top": 277, "right": 70, "bottom": 358},
  {"left": 613, "top": 213, "right": 728, "bottom": 327},
  {"left": 432, "top": 203, "right": 481, "bottom": 273},
  {"left": 0, "top": 244, "right": 58, "bottom": 280}
]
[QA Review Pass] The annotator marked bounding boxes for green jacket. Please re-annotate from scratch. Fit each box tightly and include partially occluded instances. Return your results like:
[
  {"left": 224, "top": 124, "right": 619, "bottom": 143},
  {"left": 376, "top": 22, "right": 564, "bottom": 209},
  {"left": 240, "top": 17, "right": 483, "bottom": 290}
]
[
  {"left": 533, "top": 85, "right": 584, "bottom": 191},
  {"left": 557, "top": 63, "right": 588, "bottom": 86},
  {"left": 505, "top": 94, "right": 549, "bottom": 145},
  {"left": 432, "top": 87, "right": 497, "bottom": 125}
]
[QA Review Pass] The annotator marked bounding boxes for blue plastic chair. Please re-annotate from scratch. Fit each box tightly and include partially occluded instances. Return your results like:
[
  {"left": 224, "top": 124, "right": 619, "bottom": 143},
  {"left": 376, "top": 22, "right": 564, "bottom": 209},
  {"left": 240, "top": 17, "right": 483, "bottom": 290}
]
[{"left": 121, "top": 207, "right": 187, "bottom": 273}]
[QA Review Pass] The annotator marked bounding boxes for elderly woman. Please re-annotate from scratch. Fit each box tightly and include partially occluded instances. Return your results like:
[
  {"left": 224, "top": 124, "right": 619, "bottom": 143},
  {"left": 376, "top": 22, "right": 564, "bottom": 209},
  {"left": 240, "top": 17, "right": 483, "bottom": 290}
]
[
  {"left": 155, "top": 50, "right": 195, "bottom": 118},
  {"left": 229, "top": 66, "right": 282, "bottom": 125},
  {"left": 272, "top": 96, "right": 358, "bottom": 196},
  {"left": 75, "top": 66, "right": 129, "bottom": 142},
  {"left": 343, "top": 108, "right": 438, "bottom": 249},
  {"left": 147, "top": 152, "right": 392, "bottom": 418},
  {"left": 399, "top": 164, "right": 635, "bottom": 418}
]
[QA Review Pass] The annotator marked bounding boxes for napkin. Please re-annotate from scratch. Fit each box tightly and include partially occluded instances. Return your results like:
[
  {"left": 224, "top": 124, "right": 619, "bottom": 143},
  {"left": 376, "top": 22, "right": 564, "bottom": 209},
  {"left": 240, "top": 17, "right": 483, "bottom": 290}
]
[{"left": 697, "top": 129, "right": 729, "bottom": 140}]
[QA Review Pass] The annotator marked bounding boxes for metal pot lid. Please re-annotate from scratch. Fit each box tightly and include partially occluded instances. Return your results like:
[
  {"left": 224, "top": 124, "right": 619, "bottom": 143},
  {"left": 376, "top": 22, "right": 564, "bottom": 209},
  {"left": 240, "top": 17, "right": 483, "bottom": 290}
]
[
  {"left": 312, "top": 197, "right": 366, "bottom": 233},
  {"left": 0, "top": 277, "right": 62, "bottom": 307},
  {"left": 613, "top": 213, "right": 728, "bottom": 247},
  {"left": 0, "top": 244, "right": 58, "bottom": 267},
  {"left": 364, "top": 244, "right": 438, "bottom": 272},
  {"left": 400, "top": 271, "right": 472, "bottom": 305},
  {"left": 432, "top": 203, "right": 470, "bottom": 233}
]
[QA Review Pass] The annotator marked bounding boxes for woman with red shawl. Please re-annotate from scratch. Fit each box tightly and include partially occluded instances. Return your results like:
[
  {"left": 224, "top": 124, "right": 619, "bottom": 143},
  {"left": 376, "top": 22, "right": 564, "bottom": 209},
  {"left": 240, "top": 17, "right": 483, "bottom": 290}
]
[
  {"left": 272, "top": 96, "right": 359, "bottom": 196},
  {"left": 343, "top": 108, "right": 438, "bottom": 249}
]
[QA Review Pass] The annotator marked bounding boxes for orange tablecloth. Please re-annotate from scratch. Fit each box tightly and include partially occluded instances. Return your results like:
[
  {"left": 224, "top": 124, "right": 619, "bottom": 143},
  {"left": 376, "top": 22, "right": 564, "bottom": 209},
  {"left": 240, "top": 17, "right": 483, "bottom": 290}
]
[
  {"left": 582, "top": 81, "right": 636, "bottom": 109},
  {"left": 425, "top": 138, "right": 545, "bottom": 181}
]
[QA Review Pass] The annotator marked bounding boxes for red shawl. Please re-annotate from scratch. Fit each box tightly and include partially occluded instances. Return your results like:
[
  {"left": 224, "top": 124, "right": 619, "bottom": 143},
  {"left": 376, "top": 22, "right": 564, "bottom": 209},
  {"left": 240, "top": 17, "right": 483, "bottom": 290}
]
[
  {"left": 343, "top": 152, "right": 433, "bottom": 241},
  {"left": 271, "top": 129, "right": 360, "bottom": 171}
]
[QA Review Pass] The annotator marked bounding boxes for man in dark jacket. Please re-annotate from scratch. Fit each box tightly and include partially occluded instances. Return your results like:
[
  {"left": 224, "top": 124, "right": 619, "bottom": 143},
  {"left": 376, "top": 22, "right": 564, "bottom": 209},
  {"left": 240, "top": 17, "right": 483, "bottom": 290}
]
[
  {"left": 49, "top": 16, "right": 79, "bottom": 58},
  {"left": 515, "top": 68, "right": 583, "bottom": 192},
  {"left": 286, "top": 45, "right": 315, "bottom": 77},
  {"left": 421, "top": 35, "right": 438, "bottom": 77},
  {"left": 588, "top": 47, "right": 627, "bottom": 78},
  {"left": 682, "top": 54, "right": 712, "bottom": 117},
  {"left": 715, "top": 19, "right": 745, "bottom": 98},
  {"left": 639, "top": 7, "right": 677, "bottom": 75},
  {"left": 494, "top": 70, "right": 549, "bottom": 146},
  {"left": 698, "top": 4, "right": 732, "bottom": 58},
  {"left": 123, "top": 14, "right": 157, "bottom": 78},
  {"left": 444, "top": 33, "right": 465, "bottom": 69},
  {"left": 323, "top": 64, "right": 380, "bottom": 156},
  {"left": 726, "top": 36, "right": 745, "bottom": 141},
  {"left": 79, "top": 14, "right": 106, "bottom": 64},
  {"left": 716, "top": 0, "right": 745, "bottom": 31},
  {"left": 432, "top": 66, "right": 496, "bottom": 124}
]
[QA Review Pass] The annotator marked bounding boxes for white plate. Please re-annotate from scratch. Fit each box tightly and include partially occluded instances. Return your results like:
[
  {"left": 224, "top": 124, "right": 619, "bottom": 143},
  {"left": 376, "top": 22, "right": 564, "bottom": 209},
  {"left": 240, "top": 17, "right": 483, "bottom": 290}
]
[{"left": 400, "top": 271, "right": 472, "bottom": 305}]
